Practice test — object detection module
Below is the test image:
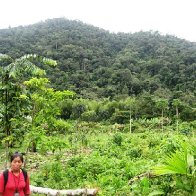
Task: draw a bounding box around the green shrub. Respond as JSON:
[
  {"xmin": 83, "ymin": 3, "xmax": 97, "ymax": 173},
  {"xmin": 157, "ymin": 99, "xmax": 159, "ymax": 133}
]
[
  {"xmin": 112, "ymin": 133, "xmax": 123, "ymax": 146},
  {"xmin": 126, "ymin": 148, "xmax": 142, "ymax": 158}
]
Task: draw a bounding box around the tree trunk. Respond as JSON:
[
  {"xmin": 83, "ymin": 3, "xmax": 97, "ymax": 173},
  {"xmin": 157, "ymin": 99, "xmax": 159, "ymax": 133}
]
[
  {"xmin": 130, "ymin": 109, "xmax": 132, "ymax": 134},
  {"xmin": 30, "ymin": 185, "xmax": 98, "ymax": 195},
  {"xmin": 176, "ymin": 106, "xmax": 179, "ymax": 133},
  {"xmin": 31, "ymin": 141, "xmax": 37, "ymax": 152},
  {"xmin": 161, "ymin": 109, "xmax": 164, "ymax": 132}
]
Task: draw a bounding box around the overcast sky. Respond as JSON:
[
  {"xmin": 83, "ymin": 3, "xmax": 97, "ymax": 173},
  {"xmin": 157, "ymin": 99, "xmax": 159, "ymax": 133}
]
[{"xmin": 0, "ymin": 0, "xmax": 196, "ymax": 42}]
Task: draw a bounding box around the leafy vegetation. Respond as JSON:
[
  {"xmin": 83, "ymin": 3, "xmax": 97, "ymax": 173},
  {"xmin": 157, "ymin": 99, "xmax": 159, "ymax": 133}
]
[
  {"xmin": 0, "ymin": 18, "xmax": 195, "ymax": 195},
  {"xmin": 0, "ymin": 18, "xmax": 195, "ymax": 100},
  {"xmin": 20, "ymin": 125, "xmax": 196, "ymax": 195}
]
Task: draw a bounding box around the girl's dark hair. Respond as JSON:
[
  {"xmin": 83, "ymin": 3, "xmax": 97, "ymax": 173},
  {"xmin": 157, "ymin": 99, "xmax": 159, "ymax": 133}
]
[{"xmin": 10, "ymin": 152, "xmax": 24, "ymax": 163}]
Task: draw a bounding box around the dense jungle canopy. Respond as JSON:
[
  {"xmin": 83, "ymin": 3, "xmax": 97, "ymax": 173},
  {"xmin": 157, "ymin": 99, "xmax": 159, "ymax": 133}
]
[{"xmin": 0, "ymin": 18, "xmax": 195, "ymax": 100}]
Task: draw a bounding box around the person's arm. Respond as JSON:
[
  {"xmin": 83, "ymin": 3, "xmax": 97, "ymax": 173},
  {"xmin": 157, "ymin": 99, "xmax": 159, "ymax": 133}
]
[
  {"xmin": 24, "ymin": 174, "xmax": 30, "ymax": 196},
  {"xmin": 0, "ymin": 173, "xmax": 4, "ymax": 195}
]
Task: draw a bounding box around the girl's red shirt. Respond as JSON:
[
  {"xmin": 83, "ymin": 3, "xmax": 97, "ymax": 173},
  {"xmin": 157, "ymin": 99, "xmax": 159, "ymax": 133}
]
[{"xmin": 0, "ymin": 170, "xmax": 30, "ymax": 196}]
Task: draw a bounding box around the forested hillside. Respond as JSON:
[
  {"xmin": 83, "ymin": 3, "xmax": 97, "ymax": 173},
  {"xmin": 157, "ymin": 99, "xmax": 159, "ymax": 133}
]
[
  {"xmin": 0, "ymin": 18, "xmax": 195, "ymax": 99},
  {"xmin": 0, "ymin": 18, "xmax": 195, "ymax": 195}
]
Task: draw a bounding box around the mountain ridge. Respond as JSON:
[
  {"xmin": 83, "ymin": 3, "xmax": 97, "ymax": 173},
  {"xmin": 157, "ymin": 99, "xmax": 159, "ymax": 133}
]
[{"xmin": 0, "ymin": 17, "xmax": 195, "ymax": 99}]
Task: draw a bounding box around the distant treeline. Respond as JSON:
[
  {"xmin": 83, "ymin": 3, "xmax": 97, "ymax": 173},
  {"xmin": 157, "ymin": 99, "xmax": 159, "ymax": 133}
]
[{"xmin": 0, "ymin": 18, "xmax": 195, "ymax": 101}]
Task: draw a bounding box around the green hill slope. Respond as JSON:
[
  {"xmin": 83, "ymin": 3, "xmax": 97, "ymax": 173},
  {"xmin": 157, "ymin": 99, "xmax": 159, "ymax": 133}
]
[{"xmin": 0, "ymin": 18, "xmax": 195, "ymax": 98}]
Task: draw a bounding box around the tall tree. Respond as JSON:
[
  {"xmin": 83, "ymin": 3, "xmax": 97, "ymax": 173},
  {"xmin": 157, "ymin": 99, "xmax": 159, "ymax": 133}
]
[
  {"xmin": 23, "ymin": 77, "xmax": 74, "ymax": 152},
  {"xmin": 172, "ymin": 99, "xmax": 182, "ymax": 133},
  {"xmin": 155, "ymin": 98, "xmax": 168, "ymax": 131},
  {"xmin": 0, "ymin": 54, "xmax": 56, "ymax": 165}
]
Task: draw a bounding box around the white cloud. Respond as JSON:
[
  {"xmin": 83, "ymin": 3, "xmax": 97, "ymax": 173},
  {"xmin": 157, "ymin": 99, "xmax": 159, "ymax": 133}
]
[{"xmin": 0, "ymin": 0, "xmax": 195, "ymax": 42}]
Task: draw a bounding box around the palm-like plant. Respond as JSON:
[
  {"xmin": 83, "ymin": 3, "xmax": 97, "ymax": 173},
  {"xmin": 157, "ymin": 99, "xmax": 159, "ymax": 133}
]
[{"xmin": 153, "ymin": 139, "xmax": 196, "ymax": 194}]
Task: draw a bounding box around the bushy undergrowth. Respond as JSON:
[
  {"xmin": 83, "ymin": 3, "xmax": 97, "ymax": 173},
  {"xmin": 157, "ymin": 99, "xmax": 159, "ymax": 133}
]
[
  {"xmin": 25, "ymin": 121, "xmax": 195, "ymax": 195},
  {"xmin": 1, "ymin": 120, "xmax": 194, "ymax": 195}
]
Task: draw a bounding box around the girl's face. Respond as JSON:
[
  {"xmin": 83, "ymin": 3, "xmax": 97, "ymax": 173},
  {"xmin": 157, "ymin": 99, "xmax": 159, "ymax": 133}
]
[{"xmin": 11, "ymin": 156, "xmax": 23, "ymax": 171}]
